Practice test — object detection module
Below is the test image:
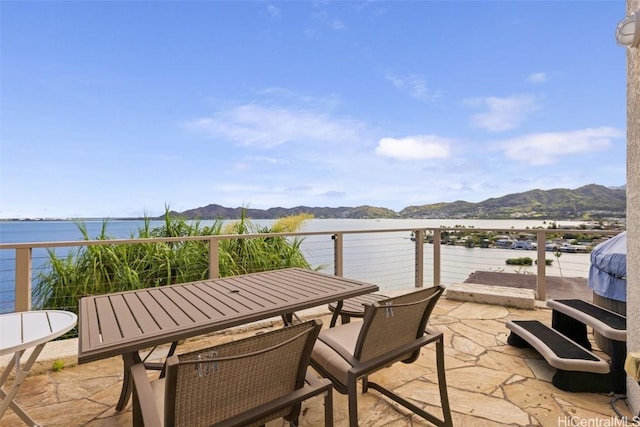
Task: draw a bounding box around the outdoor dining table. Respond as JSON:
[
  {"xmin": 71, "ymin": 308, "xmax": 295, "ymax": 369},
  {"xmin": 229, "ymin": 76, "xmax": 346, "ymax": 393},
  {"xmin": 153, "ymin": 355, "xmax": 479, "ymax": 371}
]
[{"xmin": 77, "ymin": 267, "xmax": 379, "ymax": 410}]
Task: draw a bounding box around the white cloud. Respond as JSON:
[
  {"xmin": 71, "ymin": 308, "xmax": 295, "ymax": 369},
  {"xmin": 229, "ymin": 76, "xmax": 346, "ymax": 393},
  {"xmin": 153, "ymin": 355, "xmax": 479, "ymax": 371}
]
[
  {"xmin": 498, "ymin": 127, "xmax": 623, "ymax": 165},
  {"xmin": 375, "ymin": 135, "xmax": 451, "ymax": 160},
  {"xmin": 320, "ymin": 190, "xmax": 346, "ymax": 198},
  {"xmin": 527, "ymin": 72, "xmax": 548, "ymax": 83},
  {"xmin": 312, "ymin": 8, "xmax": 347, "ymax": 30},
  {"xmin": 466, "ymin": 94, "xmax": 539, "ymax": 132},
  {"xmin": 233, "ymin": 155, "xmax": 283, "ymax": 171},
  {"xmin": 186, "ymin": 104, "xmax": 364, "ymax": 148},
  {"xmin": 247, "ymin": 155, "xmax": 282, "ymax": 164},
  {"xmin": 330, "ymin": 18, "xmax": 346, "ymax": 30},
  {"xmin": 266, "ymin": 4, "xmax": 280, "ymax": 18},
  {"xmin": 258, "ymin": 87, "xmax": 342, "ymax": 110},
  {"xmin": 385, "ymin": 72, "xmax": 441, "ymax": 102}
]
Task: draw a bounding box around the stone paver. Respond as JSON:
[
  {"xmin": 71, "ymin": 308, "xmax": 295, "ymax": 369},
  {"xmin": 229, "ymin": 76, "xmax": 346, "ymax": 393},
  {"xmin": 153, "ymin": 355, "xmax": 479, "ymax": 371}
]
[{"xmin": 0, "ymin": 298, "xmax": 635, "ymax": 426}]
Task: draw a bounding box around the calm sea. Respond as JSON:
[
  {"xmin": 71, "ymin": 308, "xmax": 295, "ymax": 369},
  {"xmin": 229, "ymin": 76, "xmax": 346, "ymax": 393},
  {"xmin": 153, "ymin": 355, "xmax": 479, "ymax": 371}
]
[{"xmin": 0, "ymin": 218, "xmax": 593, "ymax": 314}]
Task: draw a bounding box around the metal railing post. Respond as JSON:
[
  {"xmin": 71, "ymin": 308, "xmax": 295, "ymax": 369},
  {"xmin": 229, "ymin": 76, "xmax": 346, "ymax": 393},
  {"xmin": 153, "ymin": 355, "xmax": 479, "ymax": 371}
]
[
  {"xmin": 432, "ymin": 228, "xmax": 441, "ymax": 286},
  {"xmin": 536, "ymin": 230, "xmax": 547, "ymax": 300},
  {"xmin": 15, "ymin": 248, "xmax": 32, "ymax": 312},
  {"xmin": 332, "ymin": 233, "xmax": 344, "ymax": 277},
  {"xmin": 208, "ymin": 238, "xmax": 220, "ymax": 279},
  {"xmin": 414, "ymin": 229, "xmax": 424, "ymax": 287}
]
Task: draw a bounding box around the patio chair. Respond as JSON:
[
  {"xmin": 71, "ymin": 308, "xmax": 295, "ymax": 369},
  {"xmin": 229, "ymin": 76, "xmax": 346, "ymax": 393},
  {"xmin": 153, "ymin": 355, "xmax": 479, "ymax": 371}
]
[
  {"xmin": 311, "ymin": 286, "xmax": 452, "ymax": 427},
  {"xmin": 131, "ymin": 319, "xmax": 333, "ymax": 427}
]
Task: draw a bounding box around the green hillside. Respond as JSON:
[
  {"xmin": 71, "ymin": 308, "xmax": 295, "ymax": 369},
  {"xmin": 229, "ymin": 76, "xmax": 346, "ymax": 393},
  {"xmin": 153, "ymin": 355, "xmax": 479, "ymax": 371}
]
[{"xmin": 175, "ymin": 184, "xmax": 625, "ymax": 220}]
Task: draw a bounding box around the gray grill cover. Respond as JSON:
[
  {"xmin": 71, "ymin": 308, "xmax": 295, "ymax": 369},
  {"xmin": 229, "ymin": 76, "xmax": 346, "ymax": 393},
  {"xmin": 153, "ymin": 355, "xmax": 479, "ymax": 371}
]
[{"xmin": 588, "ymin": 231, "xmax": 626, "ymax": 302}]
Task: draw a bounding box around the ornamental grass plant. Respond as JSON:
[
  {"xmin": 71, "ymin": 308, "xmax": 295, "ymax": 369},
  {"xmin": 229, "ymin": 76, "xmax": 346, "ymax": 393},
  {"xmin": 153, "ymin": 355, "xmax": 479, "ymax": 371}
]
[{"xmin": 33, "ymin": 209, "xmax": 314, "ymax": 328}]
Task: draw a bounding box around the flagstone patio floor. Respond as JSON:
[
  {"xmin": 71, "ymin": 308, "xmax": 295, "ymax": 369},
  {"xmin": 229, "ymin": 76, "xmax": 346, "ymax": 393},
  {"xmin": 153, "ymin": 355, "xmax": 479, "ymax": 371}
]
[{"xmin": 1, "ymin": 296, "xmax": 636, "ymax": 426}]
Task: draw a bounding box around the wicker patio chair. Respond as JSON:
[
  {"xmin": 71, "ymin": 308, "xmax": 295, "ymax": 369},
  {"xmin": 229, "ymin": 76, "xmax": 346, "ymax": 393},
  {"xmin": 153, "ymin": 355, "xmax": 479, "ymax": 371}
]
[
  {"xmin": 131, "ymin": 319, "xmax": 333, "ymax": 427},
  {"xmin": 311, "ymin": 286, "xmax": 452, "ymax": 427}
]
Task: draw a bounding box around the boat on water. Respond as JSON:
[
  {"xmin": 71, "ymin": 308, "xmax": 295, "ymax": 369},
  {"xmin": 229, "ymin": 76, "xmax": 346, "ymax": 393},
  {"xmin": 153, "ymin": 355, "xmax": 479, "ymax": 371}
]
[
  {"xmin": 558, "ymin": 244, "xmax": 591, "ymax": 253},
  {"xmin": 545, "ymin": 242, "xmax": 560, "ymax": 251},
  {"xmin": 495, "ymin": 238, "xmax": 513, "ymax": 249},
  {"xmin": 510, "ymin": 240, "xmax": 536, "ymax": 250}
]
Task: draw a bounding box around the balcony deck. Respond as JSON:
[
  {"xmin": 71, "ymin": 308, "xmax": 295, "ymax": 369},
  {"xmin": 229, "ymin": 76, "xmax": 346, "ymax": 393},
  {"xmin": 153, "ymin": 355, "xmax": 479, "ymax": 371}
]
[{"xmin": 0, "ymin": 296, "xmax": 633, "ymax": 426}]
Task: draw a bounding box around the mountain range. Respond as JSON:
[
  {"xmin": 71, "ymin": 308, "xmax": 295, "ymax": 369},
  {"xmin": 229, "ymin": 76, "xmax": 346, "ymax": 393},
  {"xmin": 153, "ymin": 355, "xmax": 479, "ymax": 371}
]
[{"xmin": 171, "ymin": 184, "xmax": 626, "ymax": 220}]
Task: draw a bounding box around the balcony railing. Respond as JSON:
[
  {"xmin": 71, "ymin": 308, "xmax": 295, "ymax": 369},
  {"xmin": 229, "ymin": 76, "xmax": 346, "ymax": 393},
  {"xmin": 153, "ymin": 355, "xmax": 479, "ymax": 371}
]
[{"xmin": 0, "ymin": 226, "xmax": 619, "ymax": 313}]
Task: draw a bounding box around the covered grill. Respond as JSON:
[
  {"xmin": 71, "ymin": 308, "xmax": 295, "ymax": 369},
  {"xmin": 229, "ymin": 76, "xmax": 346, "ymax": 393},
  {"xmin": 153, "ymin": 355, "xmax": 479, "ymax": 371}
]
[
  {"xmin": 588, "ymin": 231, "xmax": 626, "ymax": 355},
  {"xmin": 589, "ymin": 231, "xmax": 627, "ymax": 303}
]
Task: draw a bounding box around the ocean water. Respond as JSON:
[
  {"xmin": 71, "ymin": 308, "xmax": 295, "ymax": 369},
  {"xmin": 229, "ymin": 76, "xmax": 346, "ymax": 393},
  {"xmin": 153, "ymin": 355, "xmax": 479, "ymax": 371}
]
[
  {"xmin": 0, "ymin": 218, "xmax": 593, "ymax": 314},
  {"xmin": 0, "ymin": 217, "xmax": 583, "ymax": 243}
]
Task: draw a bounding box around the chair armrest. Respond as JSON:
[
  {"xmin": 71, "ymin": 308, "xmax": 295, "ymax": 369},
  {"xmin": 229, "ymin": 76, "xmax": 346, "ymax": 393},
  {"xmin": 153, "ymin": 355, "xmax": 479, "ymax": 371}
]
[
  {"xmin": 424, "ymin": 328, "xmax": 443, "ymax": 343},
  {"xmin": 354, "ymin": 333, "xmax": 442, "ymax": 373},
  {"xmin": 131, "ymin": 363, "xmax": 163, "ymax": 427}
]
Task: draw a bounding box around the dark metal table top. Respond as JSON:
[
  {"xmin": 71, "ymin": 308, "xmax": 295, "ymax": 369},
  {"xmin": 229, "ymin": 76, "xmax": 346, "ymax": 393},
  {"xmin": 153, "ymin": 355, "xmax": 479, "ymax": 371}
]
[{"xmin": 78, "ymin": 268, "xmax": 378, "ymax": 364}]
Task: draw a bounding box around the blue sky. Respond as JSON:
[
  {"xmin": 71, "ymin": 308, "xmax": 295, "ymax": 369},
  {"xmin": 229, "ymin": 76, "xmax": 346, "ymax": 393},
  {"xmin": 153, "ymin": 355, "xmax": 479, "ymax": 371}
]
[{"xmin": 1, "ymin": 1, "xmax": 629, "ymax": 219}]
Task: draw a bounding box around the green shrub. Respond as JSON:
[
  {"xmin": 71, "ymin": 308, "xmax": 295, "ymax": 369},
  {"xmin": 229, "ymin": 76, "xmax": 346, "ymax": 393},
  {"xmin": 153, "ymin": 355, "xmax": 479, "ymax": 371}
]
[
  {"xmin": 505, "ymin": 257, "xmax": 533, "ymax": 266},
  {"xmin": 506, "ymin": 257, "xmax": 553, "ymax": 266}
]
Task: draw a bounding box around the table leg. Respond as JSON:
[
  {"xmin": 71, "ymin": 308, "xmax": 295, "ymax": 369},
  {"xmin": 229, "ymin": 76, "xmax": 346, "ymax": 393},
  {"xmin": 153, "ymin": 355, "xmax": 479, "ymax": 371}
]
[
  {"xmin": 330, "ymin": 301, "xmax": 344, "ymax": 327},
  {"xmin": 158, "ymin": 341, "xmax": 178, "ymax": 379},
  {"xmin": 281, "ymin": 313, "xmax": 294, "ymax": 326},
  {"xmin": 116, "ymin": 342, "xmax": 182, "ymax": 411},
  {"xmin": 116, "ymin": 352, "xmax": 142, "ymax": 411},
  {"xmin": 140, "ymin": 341, "xmax": 179, "ymax": 379},
  {"xmin": 0, "ymin": 345, "xmax": 45, "ymax": 426},
  {"xmin": 0, "ymin": 387, "xmax": 40, "ymax": 426},
  {"xmin": 281, "ymin": 312, "xmax": 303, "ymax": 326},
  {"xmin": 0, "ymin": 350, "xmax": 19, "ymax": 386}
]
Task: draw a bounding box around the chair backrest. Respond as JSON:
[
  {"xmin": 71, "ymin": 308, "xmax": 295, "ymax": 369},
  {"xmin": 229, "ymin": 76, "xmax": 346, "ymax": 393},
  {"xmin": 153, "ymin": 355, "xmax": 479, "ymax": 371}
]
[
  {"xmin": 354, "ymin": 285, "xmax": 444, "ymax": 363},
  {"xmin": 163, "ymin": 319, "xmax": 322, "ymax": 427}
]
